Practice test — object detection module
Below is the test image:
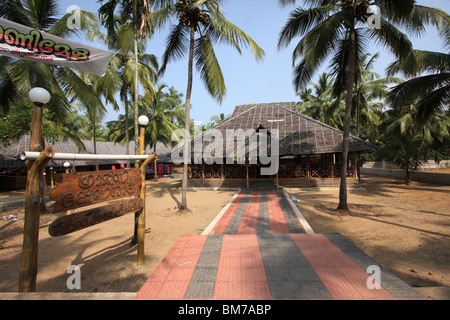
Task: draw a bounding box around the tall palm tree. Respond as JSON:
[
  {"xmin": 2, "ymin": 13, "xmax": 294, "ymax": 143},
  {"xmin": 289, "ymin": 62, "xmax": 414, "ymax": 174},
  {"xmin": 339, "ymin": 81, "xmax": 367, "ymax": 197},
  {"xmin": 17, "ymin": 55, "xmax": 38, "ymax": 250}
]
[
  {"xmin": 88, "ymin": 22, "xmax": 159, "ymax": 157},
  {"xmin": 159, "ymin": 0, "xmax": 264, "ymax": 210},
  {"xmin": 98, "ymin": 0, "xmax": 170, "ymax": 156},
  {"xmin": 278, "ymin": 0, "xmax": 437, "ymax": 210}
]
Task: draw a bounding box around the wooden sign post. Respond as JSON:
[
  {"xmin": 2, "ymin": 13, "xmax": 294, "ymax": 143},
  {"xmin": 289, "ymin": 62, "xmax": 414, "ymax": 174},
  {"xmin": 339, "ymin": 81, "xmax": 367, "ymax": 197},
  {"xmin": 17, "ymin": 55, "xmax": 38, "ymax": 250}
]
[
  {"xmin": 18, "ymin": 95, "xmax": 157, "ymax": 291},
  {"xmin": 50, "ymin": 168, "xmax": 143, "ymax": 213}
]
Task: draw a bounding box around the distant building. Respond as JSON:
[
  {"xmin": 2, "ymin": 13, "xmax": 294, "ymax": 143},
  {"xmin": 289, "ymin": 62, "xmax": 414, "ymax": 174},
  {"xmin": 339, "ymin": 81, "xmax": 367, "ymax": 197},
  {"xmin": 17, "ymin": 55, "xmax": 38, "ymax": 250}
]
[
  {"xmin": 172, "ymin": 102, "xmax": 376, "ymax": 188},
  {"xmin": 0, "ymin": 135, "xmax": 174, "ymax": 190}
]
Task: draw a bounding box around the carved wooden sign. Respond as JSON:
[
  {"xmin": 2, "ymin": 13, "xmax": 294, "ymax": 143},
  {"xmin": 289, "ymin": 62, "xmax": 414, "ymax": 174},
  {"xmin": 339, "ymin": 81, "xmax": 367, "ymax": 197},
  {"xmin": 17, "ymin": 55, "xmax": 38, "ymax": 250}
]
[
  {"xmin": 50, "ymin": 168, "xmax": 142, "ymax": 213},
  {"xmin": 49, "ymin": 198, "xmax": 144, "ymax": 237}
]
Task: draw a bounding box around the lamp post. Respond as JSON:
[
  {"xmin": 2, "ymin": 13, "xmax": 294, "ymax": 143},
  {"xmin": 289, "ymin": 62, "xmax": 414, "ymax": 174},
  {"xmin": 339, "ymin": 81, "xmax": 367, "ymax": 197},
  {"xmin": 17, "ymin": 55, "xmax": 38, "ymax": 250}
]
[
  {"xmin": 19, "ymin": 88, "xmax": 54, "ymax": 292},
  {"xmin": 136, "ymin": 115, "xmax": 149, "ymax": 265},
  {"xmin": 28, "ymin": 88, "xmax": 51, "ymax": 153},
  {"xmin": 64, "ymin": 161, "xmax": 71, "ymax": 174}
]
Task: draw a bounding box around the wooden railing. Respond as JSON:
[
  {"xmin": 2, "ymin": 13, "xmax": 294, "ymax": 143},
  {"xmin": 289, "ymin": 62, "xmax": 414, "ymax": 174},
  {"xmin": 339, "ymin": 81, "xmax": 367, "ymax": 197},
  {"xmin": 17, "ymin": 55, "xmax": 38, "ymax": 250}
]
[{"xmin": 188, "ymin": 163, "xmax": 355, "ymax": 179}]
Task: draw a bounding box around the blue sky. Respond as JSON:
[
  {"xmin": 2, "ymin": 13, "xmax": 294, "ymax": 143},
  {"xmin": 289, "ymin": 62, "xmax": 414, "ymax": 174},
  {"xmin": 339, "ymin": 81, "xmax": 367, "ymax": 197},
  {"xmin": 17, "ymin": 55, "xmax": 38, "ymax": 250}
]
[{"xmin": 57, "ymin": 0, "xmax": 450, "ymax": 126}]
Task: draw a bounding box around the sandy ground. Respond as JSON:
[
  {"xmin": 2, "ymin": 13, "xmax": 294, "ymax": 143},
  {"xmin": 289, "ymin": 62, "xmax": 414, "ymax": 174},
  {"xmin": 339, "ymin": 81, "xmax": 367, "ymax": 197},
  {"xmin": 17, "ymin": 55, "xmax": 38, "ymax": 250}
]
[
  {"xmin": 0, "ymin": 179, "xmax": 235, "ymax": 293},
  {"xmin": 0, "ymin": 175, "xmax": 449, "ymax": 299}
]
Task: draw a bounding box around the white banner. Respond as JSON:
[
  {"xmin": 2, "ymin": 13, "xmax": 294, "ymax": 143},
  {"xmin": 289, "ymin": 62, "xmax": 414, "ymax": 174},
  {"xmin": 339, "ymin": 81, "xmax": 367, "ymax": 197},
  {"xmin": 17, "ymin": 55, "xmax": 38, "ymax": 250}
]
[{"xmin": 0, "ymin": 18, "xmax": 114, "ymax": 76}]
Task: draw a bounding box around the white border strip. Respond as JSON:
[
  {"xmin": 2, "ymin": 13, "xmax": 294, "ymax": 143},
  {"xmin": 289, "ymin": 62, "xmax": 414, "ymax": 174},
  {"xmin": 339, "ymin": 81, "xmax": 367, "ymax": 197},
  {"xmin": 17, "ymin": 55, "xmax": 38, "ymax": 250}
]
[
  {"xmin": 201, "ymin": 190, "xmax": 241, "ymax": 235},
  {"xmin": 282, "ymin": 190, "xmax": 315, "ymax": 234}
]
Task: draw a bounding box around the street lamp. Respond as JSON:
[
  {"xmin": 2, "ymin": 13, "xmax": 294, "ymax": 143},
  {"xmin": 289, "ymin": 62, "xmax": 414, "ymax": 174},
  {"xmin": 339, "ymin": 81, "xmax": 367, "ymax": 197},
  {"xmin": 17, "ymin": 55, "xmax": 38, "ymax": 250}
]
[
  {"xmin": 64, "ymin": 161, "xmax": 71, "ymax": 174},
  {"xmin": 138, "ymin": 115, "xmax": 149, "ymax": 127},
  {"xmin": 29, "ymin": 87, "xmax": 51, "ymax": 106},
  {"xmin": 28, "ymin": 87, "xmax": 50, "ymax": 153},
  {"xmin": 138, "ymin": 115, "xmax": 149, "ymax": 156}
]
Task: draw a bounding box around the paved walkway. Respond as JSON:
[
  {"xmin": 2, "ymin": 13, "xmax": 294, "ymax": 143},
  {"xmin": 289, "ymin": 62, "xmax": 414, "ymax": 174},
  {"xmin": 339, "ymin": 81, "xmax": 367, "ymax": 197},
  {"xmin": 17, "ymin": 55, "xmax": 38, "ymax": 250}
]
[{"xmin": 136, "ymin": 190, "xmax": 424, "ymax": 300}]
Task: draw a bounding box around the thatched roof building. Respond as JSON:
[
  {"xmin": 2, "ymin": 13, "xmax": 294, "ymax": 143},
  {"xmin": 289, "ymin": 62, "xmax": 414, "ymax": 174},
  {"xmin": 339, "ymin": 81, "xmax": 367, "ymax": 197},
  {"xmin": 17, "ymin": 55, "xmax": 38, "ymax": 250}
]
[
  {"xmin": 0, "ymin": 135, "xmax": 173, "ymax": 169},
  {"xmin": 201, "ymin": 101, "xmax": 374, "ymax": 156},
  {"xmin": 179, "ymin": 102, "xmax": 376, "ymax": 187}
]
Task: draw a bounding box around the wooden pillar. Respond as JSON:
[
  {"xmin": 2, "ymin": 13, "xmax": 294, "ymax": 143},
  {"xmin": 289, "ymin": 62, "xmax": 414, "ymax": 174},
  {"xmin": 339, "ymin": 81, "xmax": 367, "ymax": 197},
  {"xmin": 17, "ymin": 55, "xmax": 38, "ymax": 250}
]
[
  {"xmin": 276, "ymin": 171, "xmax": 279, "ymax": 190},
  {"xmin": 202, "ymin": 160, "xmax": 205, "ymax": 179},
  {"xmin": 220, "ymin": 162, "xmax": 224, "ymax": 179},
  {"xmin": 137, "ymin": 154, "xmax": 156, "ymax": 266},
  {"xmin": 306, "ymin": 155, "xmax": 311, "ymax": 178},
  {"xmin": 136, "ymin": 123, "xmax": 157, "ymax": 266},
  {"xmin": 19, "ymin": 145, "xmax": 55, "ymax": 292},
  {"xmin": 331, "ymin": 153, "xmax": 335, "ymax": 178},
  {"xmin": 246, "ymin": 160, "xmax": 249, "ymax": 190}
]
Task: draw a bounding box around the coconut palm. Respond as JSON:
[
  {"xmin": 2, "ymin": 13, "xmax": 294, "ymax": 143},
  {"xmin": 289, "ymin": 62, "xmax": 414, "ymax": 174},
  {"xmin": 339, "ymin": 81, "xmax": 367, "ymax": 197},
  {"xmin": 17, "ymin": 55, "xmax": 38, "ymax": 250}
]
[
  {"xmin": 297, "ymin": 72, "xmax": 345, "ymax": 129},
  {"xmin": 378, "ymin": 104, "xmax": 449, "ymax": 185},
  {"xmin": 354, "ymin": 53, "xmax": 403, "ymax": 138},
  {"xmin": 107, "ymin": 84, "xmax": 184, "ymax": 146},
  {"xmin": 387, "ymin": 8, "xmax": 450, "ymax": 122},
  {"xmin": 76, "ymin": 64, "xmax": 121, "ymax": 169},
  {"xmin": 0, "ymin": 0, "xmax": 99, "ymax": 123},
  {"xmin": 210, "ymin": 113, "xmax": 230, "ymax": 126},
  {"xmin": 88, "ymin": 22, "xmax": 159, "ymax": 157},
  {"xmin": 159, "ymin": 0, "xmax": 265, "ymax": 210},
  {"xmin": 98, "ymin": 0, "xmax": 171, "ymax": 155},
  {"xmin": 278, "ymin": 0, "xmax": 439, "ymax": 210}
]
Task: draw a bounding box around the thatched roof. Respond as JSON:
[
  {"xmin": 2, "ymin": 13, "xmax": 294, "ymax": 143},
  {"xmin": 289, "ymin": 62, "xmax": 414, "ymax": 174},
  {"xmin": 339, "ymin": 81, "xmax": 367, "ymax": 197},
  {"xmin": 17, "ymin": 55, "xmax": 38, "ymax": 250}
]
[
  {"xmin": 175, "ymin": 102, "xmax": 376, "ymax": 160},
  {"xmin": 0, "ymin": 134, "xmax": 173, "ymax": 168}
]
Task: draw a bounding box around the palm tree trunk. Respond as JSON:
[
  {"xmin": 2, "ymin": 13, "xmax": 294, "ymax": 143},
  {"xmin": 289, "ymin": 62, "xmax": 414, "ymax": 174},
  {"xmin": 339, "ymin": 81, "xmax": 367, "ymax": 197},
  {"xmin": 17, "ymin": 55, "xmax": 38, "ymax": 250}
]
[
  {"xmin": 93, "ymin": 114, "xmax": 99, "ymax": 171},
  {"xmin": 154, "ymin": 144, "xmax": 158, "ymax": 182},
  {"xmin": 181, "ymin": 25, "xmax": 195, "ymax": 210},
  {"xmin": 124, "ymin": 85, "xmax": 131, "ymax": 167},
  {"xmin": 356, "ymin": 88, "xmax": 361, "ymax": 137},
  {"xmin": 133, "ymin": 0, "xmax": 140, "ymax": 158},
  {"xmin": 337, "ymin": 22, "xmax": 356, "ymax": 211}
]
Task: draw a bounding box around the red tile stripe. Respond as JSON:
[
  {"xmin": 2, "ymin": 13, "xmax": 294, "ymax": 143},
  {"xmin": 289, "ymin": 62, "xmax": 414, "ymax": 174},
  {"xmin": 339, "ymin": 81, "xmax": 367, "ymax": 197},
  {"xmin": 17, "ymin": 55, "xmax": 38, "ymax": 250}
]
[
  {"xmin": 214, "ymin": 235, "xmax": 271, "ymax": 299},
  {"xmin": 236, "ymin": 192, "xmax": 260, "ymax": 234},
  {"xmin": 135, "ymin": 235, "xmax": 207, "ymax": 300},
  {"xmin": 290, "ymin": 234, "xmax": 393, "ymax": 300},
  {"xmin": 267, "ymin": 192, "xmax": 290, "ymax": 234},
  {"xmin": 212, "ymin": 192, "xmax": 245, "ymax": 235}
]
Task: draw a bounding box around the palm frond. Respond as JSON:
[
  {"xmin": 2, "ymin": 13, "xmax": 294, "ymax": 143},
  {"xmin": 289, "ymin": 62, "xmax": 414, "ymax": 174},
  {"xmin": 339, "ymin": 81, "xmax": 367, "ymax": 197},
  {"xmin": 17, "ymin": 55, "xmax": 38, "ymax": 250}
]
[
  {"xmin": 208, "ymin": 15, "xmax": 264, "ymax": 62},
  {"xmin": 194, "ymin": 33, "xmax": 225, "ymax": 103},
  {"xmin": 160, "ymin": 24, "xmax": 190, "ymax": 75},
  {"xmin": 367, "ymin": 17, "xmax": 413, "ymax": 60},
  {"xmin": 278, "ymin": 5, "xmax": 338, "ymax": 50}
]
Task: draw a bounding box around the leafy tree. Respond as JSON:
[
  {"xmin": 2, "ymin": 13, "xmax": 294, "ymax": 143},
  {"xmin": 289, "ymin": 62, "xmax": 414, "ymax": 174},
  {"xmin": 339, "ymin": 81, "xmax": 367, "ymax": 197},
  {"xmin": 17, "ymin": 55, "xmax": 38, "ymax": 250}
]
[
  {"xmin": 353, "ymin": 52, "xmax": 403, "ymax": 138},
  {"xmin": 377, "ymin": 104, "xmax": 449, "ymax": 184},
  {"xmin": 297, "ymin": 72, "xmax": 345, "ymax": 129}
]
